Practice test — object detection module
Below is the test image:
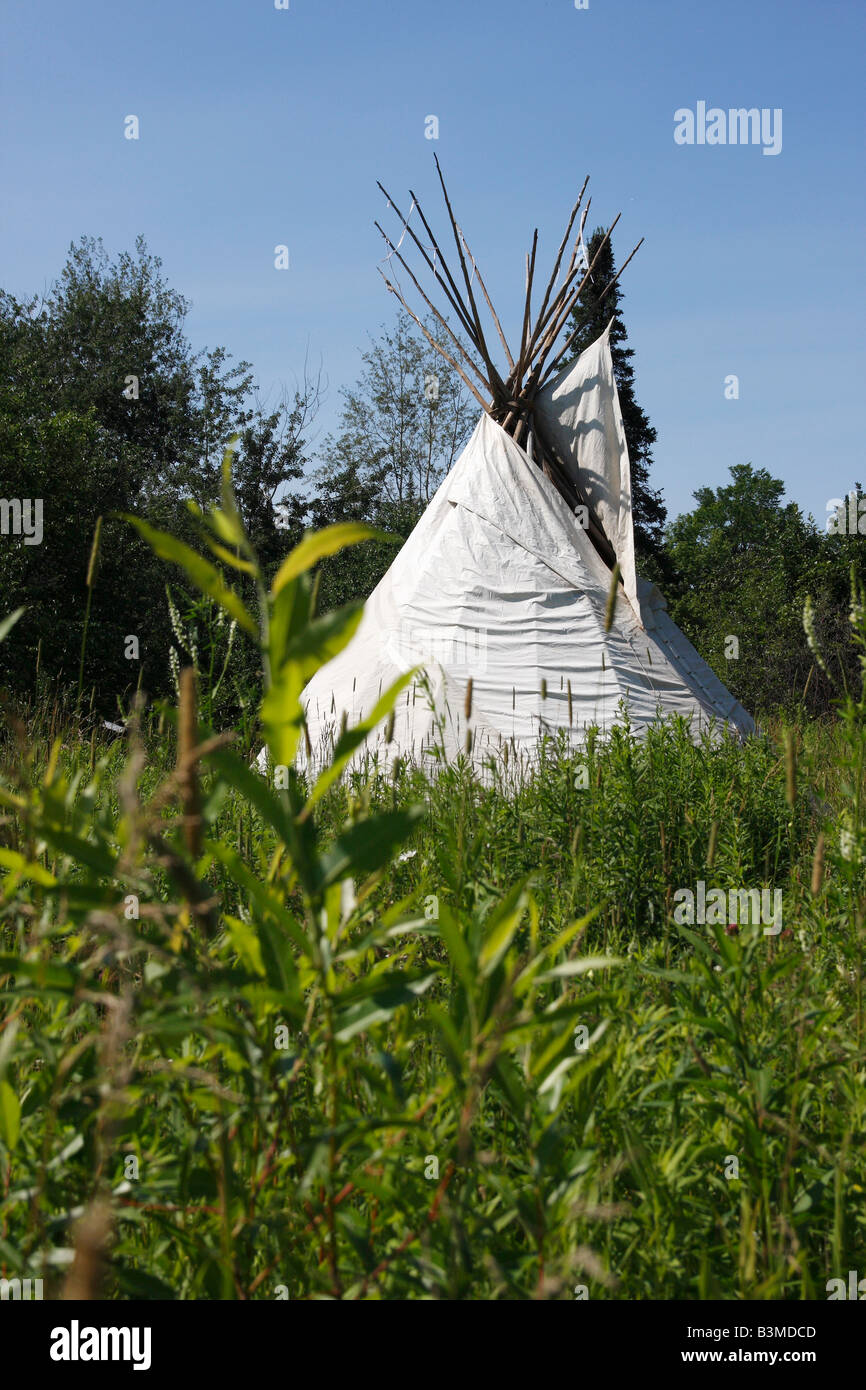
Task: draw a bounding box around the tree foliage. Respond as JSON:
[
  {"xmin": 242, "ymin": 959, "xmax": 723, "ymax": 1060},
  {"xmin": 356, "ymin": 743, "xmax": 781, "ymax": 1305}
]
[
  {"xmin": 0, "ymin": 238, "xmax": 313, "ymax": 713},
  {"xmin": 666, "ymin": 464, "xmax": 866, "ymax": 716}
]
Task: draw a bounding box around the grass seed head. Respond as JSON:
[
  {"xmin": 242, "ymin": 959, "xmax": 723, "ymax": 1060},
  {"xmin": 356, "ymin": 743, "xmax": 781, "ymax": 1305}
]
[
  {"xmin": 177, "ymin": 666, "xmax": 201, "ymax": 858},
  {"xmin": 811, "ymin": 832, "xmax": 825, "ymax": 896},
  {"xmin": 86, "ymin": 516, "xmax": 103, "ymax": 589},
  {"xmin": 604, "ymin": 562, "xmax": 621, "ymax": 633}
]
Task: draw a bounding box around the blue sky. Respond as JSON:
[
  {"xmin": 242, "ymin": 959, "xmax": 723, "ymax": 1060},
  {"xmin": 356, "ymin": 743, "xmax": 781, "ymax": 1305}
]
[{"xmin": 2, "ymin": 0, "xmax": 863, "ymax": 523}]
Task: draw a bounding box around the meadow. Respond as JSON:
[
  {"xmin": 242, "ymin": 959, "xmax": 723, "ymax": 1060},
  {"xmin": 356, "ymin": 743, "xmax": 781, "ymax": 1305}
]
[{"xmin": 0, "ymin": 474, "xmax": 864, "ymax": 1301}]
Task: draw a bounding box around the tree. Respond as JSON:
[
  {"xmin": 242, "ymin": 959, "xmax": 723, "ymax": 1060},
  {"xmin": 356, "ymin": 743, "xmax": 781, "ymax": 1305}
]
[
  {"xmin": 235, "ymin": 381, "xmax": 323, "ymax": 574},
  {"xmin": 305, "ymin": 310, "xmax": 475, "ymax": 612},
  {"xmin": 560, "ymin": 229, "xmax": 667, "ymax": 568},
  {"xmin": 665, "ymin": 464, "xmax": 865, "ymax": 716},
  {"xmin": 0, "ymin": 237, "xmax": 315, "ymax": 712}
]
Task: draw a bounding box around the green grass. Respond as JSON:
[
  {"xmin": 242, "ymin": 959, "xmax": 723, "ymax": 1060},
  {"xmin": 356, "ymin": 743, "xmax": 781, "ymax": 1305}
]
[
  {"xmin": 0, "ymin": 705, "xmax": 862, "ymax": 1300},
  {"xmin": 1, "ymin": 470, "xmax": 863, "ymax": 1301}
]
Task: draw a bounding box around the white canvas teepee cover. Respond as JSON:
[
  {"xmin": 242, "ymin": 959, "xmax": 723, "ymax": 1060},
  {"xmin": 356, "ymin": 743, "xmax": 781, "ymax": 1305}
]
[
  {"xmin": 535, "ymin": 322, "xmax": 638, "ymax": 609},
  {"xmin": 297, "ymin": 332, "xmax": 753, "ymax": 774}
]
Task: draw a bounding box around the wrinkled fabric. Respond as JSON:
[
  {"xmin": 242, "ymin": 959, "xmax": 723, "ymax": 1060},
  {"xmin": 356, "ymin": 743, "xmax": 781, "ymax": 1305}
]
[
  {"xmin": 535, "ymin": 324, "xmax": 638, "ymax": 609},
  {"xmin": 296, "ymin": 411, "xmax": 753, "ymax": 777}
]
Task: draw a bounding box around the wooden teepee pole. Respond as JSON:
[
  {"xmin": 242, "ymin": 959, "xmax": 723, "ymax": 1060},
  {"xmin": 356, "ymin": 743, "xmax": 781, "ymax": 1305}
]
[
  {"xmin": 528, "ymin": 213, "xmax": 622, "ymax": 380},
  {"xmin": 432, "ymin": 154, "xmax": 506, "ymax": 400},
  {"xmin": 531, "ymin": 176, "xmax": 590, "ymax": 344},
  {"xmin": 378, "ymin": 181, "xmax": 479, "ymax": 346},
  {"xmin": 496, "ymin": 187, "xmax": 589, "ymax": 413},
  {"xmin": 455, "ymin": 223, "xmax": 516, "ymax": 373},
  {"xmin": 523, "ymin": 213, "xmax": 622, "ymax": 389},
  {"xmin": 374, "ymin": 221, "xmax": 493, "ymax": 392},
  {"xmin": 514, "ymin": 230, "xmax": 539, "ymax": 388},
  {"xmin": 372, "ymin": 157, "xmax": 642, "ymax": 579},
  {"xmin": 541, "ymin": 236, "xmax": 645, "ymax": 386},
  {"xmin": 522, "ymin": 199, "xmax": 592, "ymax": 372},
  {"xmin": 378, "ymin": 270, "xmax": 490, "ymax": 411}
]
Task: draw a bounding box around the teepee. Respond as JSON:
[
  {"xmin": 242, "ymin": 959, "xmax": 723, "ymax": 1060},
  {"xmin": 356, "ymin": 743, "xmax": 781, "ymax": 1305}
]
[{"xmin": 296, "ymin": 163, "xmax": 753, "ymax": 775}]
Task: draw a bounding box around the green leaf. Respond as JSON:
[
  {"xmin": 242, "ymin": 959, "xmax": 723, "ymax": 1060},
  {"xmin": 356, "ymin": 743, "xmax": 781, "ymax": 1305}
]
[
  {"xmin": 207, "ymin": 749, "xmax": 320, "ymax": 898},
  {"xmin": 0, "ymin": 1081, "xmax": 20, "ymax": 1151},
  {"xmin": 337, "ymin": 965, "xmax": 435, "ymax": 1007},
  {"xmin": 424, "ymin": 1003, "xmax": 465, "ymax": 1076},
  {"xmin": 0, "ymin": 1018, "xmax": 19, "ymax": 1080},
  {"xmin": 268, "ymin": 569, "xmax": 313, "ymax": 674},
  {"xmin": 0, "ymin": 849, "xmax": 57, "ymax": 889},
  {"xmin": 223, "ymin": 915, "xmax": 266, "ymax": 978},
  {"xmin": 218, "ymin": 435, "xmax": 250, "ymax": 550},
  {"xmin": 436, "ymin": 902, "xmax": 475, "ymax": 994},
  {"xmin": 686, "ymin": 1013, "xmax": 738, "ymax": 1046},
  {"xmin": 186, "ymin": 500, "xmax": 255, "ymax": 572},
  {"xmin": 113, "ymin": 1265, "xmax": 178, "ymax": 1300},
  {"xmin": 207, "ymin": 838, "xmax": 311, "ymax": 961},
  {"xmin": 36, "ymin": 826, "xmax": 117, "ymax": 879},
  {"xmin": 259, "ymin": 664, "xmax": 308, "ymax": 770},
  {"xmin": 0, "ymin": 954, "xmax": 79, "ymax": 992},
  {"xmin": 271, "ymin": 524, "xmax": 398, "ymax": 597},
  {"xmin": 479, "ymin": 880, "xmax": 529, "ymax": 977},
  {"xmin": 543, "ymin": 904, "xmax": 602, "ymax": 961},
  {"xmin": 262, "ymin": 604, "xmax": 365, "ymax": 769},
  {"xmin": 533, "ymin": 956, "xmax": 621, "ymax": 984},
  {"xmin": 674, "ymin": 925, "xmax": 718, "ymax": 962},
  {"xmin": 489, "ymin": 1056, "xmax": 530, "ymax": 1117},
  {"xmin": 202, "ymin": 537, "xmax": 256, "ymax": 575},
  {"xmin": 538, "ymin": 1053, "xmax": 581, "ymax": 1096},
  {"xmin": 318, "ymin": 807, "xmax": 425, "ymax": 889},
  {"xmin": 204, "ymin": 748, "xmax": 292, "ymax": 844},
  {"xmin": 304, "ymin": 670, "xmax": 417, "ymax": 814},
  {"xmin": 124, "ymin": 517, "xmax": 257, "ymax": 636},
  {"xmin": 334, "ymin": 972, "xmax": 436, "ymax": 1042},
  {"xmin": 284, "ymin": 602, "xmax": 364, "ymax": 682}
]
